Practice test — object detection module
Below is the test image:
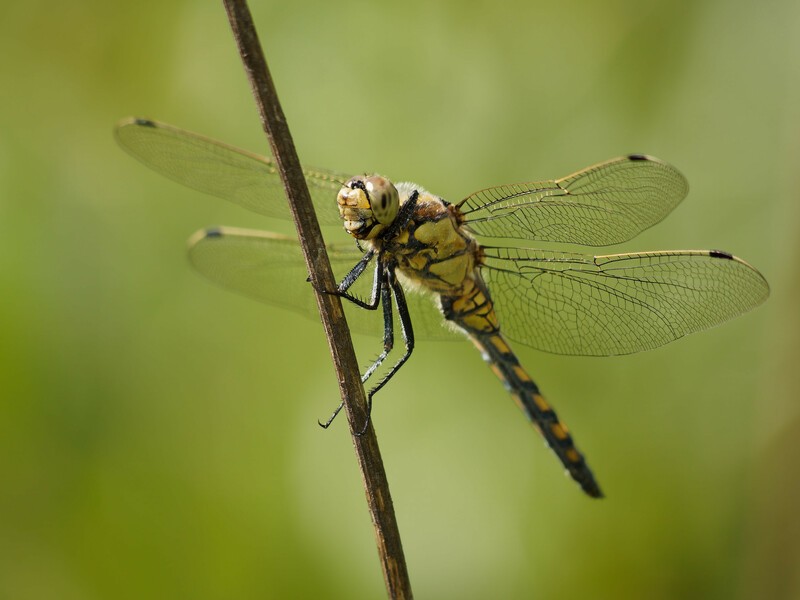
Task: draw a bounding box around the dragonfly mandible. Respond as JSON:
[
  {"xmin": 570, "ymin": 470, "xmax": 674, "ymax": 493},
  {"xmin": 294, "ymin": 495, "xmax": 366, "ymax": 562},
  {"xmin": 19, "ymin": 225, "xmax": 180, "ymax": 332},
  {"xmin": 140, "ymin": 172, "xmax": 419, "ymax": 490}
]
[{"xmin": 116, "ymin": 118, "xmax": 769, "ymax": 498}]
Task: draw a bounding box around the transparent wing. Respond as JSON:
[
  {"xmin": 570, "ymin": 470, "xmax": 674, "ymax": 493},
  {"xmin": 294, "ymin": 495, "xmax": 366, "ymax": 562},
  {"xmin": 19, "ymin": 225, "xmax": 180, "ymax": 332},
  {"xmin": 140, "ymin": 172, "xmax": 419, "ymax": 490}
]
[
  {"xmin": 187, "ymin": 226, "xmax": 460, "ymax": 341},
  {"xmin": 480, "ymin": 246, "xmax": 769, "ymax": 356},
  {"xmin": 459, "ymin": 155, "xmax": 689, "ymax": 246},
  {"xmin": 115, "ymin": 118, "xmax": 350, "ymax": 225}
]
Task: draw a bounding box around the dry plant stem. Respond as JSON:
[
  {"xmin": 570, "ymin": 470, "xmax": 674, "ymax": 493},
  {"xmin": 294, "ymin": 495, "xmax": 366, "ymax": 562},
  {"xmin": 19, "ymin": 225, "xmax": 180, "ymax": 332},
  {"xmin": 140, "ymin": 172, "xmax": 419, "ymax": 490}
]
[{"xmin": 221, "ymin": 1, "xmax": 413, "ymax": 598}]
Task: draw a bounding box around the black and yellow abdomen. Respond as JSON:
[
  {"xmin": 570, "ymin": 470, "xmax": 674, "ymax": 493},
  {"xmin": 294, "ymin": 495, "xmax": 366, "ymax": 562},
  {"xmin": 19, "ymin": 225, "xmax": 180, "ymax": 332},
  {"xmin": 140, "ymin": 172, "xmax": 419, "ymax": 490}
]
[
  {"xmin": 439, "ymin": 274, "xmax": 601, "ymax": 498},
  {"xmin": 470, "ymin": 328, "xmax": 602, "ymax": 498}
]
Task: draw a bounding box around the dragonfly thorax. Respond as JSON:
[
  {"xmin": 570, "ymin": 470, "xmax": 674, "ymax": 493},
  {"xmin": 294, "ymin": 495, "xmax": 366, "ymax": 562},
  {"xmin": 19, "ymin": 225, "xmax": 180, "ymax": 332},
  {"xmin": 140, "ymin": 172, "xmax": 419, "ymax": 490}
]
[{"xmin": 337, "ymin": 175, "xmax": 399, "ymax": 240}]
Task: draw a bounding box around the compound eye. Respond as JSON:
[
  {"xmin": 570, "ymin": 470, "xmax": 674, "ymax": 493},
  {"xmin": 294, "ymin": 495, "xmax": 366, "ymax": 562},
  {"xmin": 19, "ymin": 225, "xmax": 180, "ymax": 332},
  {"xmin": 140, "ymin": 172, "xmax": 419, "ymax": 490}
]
[{"xmin": 364, "ymin": 175, "xmax": 399, "ymax": 225}]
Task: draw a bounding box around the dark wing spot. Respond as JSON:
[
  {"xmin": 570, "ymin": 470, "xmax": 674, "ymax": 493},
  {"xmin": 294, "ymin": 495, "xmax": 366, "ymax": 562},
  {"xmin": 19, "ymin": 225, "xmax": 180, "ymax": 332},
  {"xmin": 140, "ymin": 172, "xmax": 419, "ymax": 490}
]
[
  {"xmin": 205, "ymin": 227, "xmax": 224, "ymax": 238},
  {"xmin": 134, "ymin": 118, "xmax": 156, "ymax": 128},
  {"xmin": 628, "ymin": 154, "xmax": 649, "ymax": 161},
  {"xmin": 709, "ymin": 249, "xmax": 734, "ymax": 259}
]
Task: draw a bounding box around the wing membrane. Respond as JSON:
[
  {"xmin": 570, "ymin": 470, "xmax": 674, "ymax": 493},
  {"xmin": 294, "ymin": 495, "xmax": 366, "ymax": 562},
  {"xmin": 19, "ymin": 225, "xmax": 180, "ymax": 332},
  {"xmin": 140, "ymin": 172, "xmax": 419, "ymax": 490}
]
[
  {"xmin": 115, "ymin": 118, "xmax": 349, "ymax": 225},
  {"xmin": 187, "ymin": 227, "xmax": 459, "ymax": 341},
  {"xmin": 480, "ymin": 246, "xmax": 769, "ymax": 356},
  {"xmin": 119, "ymin": 121, "xmax": 766, "ymax": 355},
  {"xmin": 459, "ymin": 155, "xmax": 689, "ymax": 246}
]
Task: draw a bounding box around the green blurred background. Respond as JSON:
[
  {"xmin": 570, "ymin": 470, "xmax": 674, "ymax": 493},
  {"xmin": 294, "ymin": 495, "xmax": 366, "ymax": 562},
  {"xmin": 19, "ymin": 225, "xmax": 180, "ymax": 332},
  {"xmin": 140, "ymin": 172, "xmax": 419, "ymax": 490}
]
[{"xmin": 1, "ymin": 1, "xmax": 797, "ymax": 598}]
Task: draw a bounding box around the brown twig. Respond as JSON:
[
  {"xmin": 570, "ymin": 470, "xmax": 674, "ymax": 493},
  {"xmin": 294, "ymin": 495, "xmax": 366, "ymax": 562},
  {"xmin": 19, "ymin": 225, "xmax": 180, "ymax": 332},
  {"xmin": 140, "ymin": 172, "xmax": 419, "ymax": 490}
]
[{"xmin": 221, "ymin": 2, "xmax": 412, "ymax": 598}]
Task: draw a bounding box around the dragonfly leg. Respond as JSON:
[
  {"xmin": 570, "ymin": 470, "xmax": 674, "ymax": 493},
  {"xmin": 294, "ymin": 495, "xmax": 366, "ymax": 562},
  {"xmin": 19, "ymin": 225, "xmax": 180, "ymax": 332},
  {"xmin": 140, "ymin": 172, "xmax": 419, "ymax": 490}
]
[
  {"xmin": 318, "ymin": 265, "xmax": 391, "ymax": 430},
  {"xmin": 308, "ymin": 245, "xmax": 383, "ymax": 310},
  {"xmin": 317, "ymin": 401, "xmax": 345, "ymax": 429},
  {"xmin": 318, "ymin": 279, "xmax": 395, "ymax": 431},
  {"xmin": 357, "ymin": 273, "xmax": 415, "ymax": 436},
  {"xmin": 360, "ymin": 281, "xmax": 395, "ymax": 383},
  {"xmin": 317, "ymin": 249, "xmax": 384, "ymax": 310}
]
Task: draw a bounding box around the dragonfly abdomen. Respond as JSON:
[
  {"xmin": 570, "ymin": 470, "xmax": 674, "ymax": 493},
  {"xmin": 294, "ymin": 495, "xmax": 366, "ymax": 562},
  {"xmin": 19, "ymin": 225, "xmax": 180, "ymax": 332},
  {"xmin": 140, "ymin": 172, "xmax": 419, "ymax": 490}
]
[
  {"xmin": 439, "ymin": 276, "xmax": 602, "ymax": 496},
  {"xmin": 471, "ymin": 330, "xmax": 603, "ymax": 498}
]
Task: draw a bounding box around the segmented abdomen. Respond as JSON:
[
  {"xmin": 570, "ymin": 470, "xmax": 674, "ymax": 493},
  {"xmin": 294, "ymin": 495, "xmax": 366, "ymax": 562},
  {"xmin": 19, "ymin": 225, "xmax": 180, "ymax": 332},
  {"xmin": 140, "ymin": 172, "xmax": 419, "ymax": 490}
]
[{"xmin": 442, "ymin": 276, "xmax": 602, "ymax": 498}]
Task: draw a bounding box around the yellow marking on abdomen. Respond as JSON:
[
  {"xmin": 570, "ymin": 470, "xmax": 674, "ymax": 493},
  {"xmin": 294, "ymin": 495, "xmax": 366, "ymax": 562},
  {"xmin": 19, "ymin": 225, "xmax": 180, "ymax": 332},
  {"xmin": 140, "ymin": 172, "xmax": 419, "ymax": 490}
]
[
  {"xmin": 443, "ymin": 278, "xmax": 500, "ymax": 335},
  {"xmin": 550, "ymin": 422, "xmax": 569, "ymax": 440},
  {"xmin": 489, "ymin": 335, "xmax": 511, "ymax": 355},
  {"xmin": 512, "ymin": 364, "xmax": 532, "ymax": 384},
  {"xmin": 532, "ymin": 393, "xmax": 550, "ymax": 412}
]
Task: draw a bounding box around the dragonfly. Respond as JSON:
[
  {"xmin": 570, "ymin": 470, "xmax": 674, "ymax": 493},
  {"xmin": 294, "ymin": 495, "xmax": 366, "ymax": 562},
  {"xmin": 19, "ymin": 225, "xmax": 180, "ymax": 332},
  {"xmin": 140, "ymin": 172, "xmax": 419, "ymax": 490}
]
[{"xmin": 116, "ymin": 117, "xmax": 769, "ymax": 498}]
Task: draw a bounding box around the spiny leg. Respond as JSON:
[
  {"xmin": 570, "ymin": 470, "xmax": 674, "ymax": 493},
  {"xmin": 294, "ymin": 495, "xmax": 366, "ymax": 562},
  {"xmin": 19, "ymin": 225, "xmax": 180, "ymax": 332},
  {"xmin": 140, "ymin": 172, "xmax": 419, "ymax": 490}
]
[
  {"xmin": 317, "ymin": 250, "xmax": 384, "ymax": 429},
  {"xmin": 361, "ymin": 282, "xmax": 395, "ymax": 383},
  {"xmin": 317, "ymin": 253, "xmax": 416, "ymax": 432},
  {"xmin": 319, "ymin": 279, "xmax": 397, "ymax": 430},
  {"xmin": 357, "ymin": 272, "xmax": 416, "ymax": 435},
  {"xmin": 321, "ymin": 248, "xmax": 383, "ymax": 309}
]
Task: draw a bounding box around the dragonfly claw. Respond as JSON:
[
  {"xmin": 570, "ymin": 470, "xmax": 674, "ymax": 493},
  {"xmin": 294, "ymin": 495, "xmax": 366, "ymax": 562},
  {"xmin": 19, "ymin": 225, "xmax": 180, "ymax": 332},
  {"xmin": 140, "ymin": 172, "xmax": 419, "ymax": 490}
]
[
  {"xmin": 318, "ymin": 400, "xmax": 345, "ymax": 429},
  {"xmin": 354, "ymin": 416, "xmax": 371, "ymax": 437}
]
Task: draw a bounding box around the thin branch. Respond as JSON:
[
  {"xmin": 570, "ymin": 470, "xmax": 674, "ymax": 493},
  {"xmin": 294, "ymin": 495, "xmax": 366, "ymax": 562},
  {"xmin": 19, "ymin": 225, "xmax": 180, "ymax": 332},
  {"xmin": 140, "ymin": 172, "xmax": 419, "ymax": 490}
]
[{"xmin": 221, "ymin": 2, "xmax": 412, "ymax": 598}]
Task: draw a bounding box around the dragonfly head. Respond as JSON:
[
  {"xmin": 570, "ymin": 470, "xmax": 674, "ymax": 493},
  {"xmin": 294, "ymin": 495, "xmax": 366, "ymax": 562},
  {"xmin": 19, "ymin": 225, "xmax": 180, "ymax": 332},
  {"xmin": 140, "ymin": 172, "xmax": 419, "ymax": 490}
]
[{"xmin": 337, "ymin": 175, "xmax": 399, "ymax": 240}]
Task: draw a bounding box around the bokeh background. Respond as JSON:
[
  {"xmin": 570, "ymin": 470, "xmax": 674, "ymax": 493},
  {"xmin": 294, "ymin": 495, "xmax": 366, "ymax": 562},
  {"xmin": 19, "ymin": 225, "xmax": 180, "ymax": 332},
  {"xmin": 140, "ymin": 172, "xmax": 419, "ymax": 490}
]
[{"xmin": 1, "ymin": 1, "xmax": 798, "ymax": 598}]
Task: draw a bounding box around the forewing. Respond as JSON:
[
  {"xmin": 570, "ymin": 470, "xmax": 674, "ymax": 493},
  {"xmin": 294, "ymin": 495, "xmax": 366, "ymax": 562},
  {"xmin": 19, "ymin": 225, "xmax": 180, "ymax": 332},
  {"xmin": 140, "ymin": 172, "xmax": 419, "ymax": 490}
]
[
  {"xmin": 187, "ymin": 227, "xmax": 459, "ymax": 341},
  {"xmin": 459, "ymin": 155, "xmax": 689, "ymax": 246},
  {"xmin": 481, "ymin": 246, "xmax": 769, "ymax": 356},
  {"xmin": 115, "ymin": 118, "xmax": 349, "ymax": 225}
]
